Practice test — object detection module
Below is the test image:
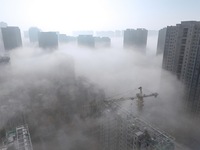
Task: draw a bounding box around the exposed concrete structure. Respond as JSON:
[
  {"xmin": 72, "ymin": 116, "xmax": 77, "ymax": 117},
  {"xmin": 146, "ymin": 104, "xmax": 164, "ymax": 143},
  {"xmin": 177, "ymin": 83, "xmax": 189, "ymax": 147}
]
[
  {"xmin": 0, "ymin": 125, "xmax": 33, "ymax": 150},
  {"xmin": 83, "ymin": 100, "xmax": 175, "ymax": 150}
]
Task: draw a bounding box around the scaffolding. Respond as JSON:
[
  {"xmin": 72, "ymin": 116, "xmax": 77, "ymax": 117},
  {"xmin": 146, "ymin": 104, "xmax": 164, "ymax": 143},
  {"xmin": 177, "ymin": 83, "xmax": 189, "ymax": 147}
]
[
  {"xmin": 1, "ymin": 124, "xmax": 33, "ymax": 150},
  {"xmin": 15, "ymin": 125, "xmax": 33, "ymax": 150},
  {"xmin": 83, "ymin": 100, "xmax": 175, "ymax": 150}
]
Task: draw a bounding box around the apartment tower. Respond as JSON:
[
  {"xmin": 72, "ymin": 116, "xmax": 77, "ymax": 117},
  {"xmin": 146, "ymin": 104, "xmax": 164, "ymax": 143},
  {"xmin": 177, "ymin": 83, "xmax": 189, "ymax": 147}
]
[{"xmin": 163, "ymin": 21, "xmax": 200, "ymax": 116}]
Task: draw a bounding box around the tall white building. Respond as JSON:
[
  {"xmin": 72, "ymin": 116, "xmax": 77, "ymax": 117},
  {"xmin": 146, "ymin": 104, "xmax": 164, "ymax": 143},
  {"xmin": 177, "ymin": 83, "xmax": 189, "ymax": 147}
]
[{"xmin": 163, "ymin": 21, "xmax": 200, "ymax": 116}]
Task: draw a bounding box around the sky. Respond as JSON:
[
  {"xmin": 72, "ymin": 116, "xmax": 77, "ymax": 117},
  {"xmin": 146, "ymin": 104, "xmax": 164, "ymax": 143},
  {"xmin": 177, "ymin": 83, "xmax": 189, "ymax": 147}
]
[{"xmin": 0, "ymin": 0, "xmax": 200, "ymax": 33}]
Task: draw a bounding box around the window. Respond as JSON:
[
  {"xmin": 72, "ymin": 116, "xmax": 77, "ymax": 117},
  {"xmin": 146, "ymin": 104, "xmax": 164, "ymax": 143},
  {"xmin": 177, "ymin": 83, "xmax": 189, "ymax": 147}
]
[
  {"xmin": 183, "ymin": 28, "xmax": 189, "ymax": 37},
  {"xmin": 182, "ymin": 39, "xmax": 187, "ymax": 44}
]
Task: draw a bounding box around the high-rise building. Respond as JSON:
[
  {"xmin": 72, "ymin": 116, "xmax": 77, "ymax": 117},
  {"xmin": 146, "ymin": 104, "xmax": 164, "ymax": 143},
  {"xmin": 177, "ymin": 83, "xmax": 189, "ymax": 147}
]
[
  {"xmin": 123, "ymin": 28, "xmax": 148, "ymax": 50},
  {"xmin": 1, "ymin": 26, "xmax": 22, "ymax": 50},
  {"xmin": 162, "ymin": 21, "xmax": 200, "ymax": 116},
  {"xmin": 94, "ymin": 37, "xmax": 111, "ymax": 48},
  {"xmin": 73, "ymin": 31, "xmax": 93, "ymax": 37},
  {"xmin": 0, "ymin": 22, "xmax": 7, "ymax": 28},
  {"xmin": 24, "ymin": 31, "xmax": 29, "ymax": 39},
  {"xmin": 59, "ymin": 34, "xmax": 68, "ymax": 43},
  {"xmin": 115, "ymin": 30, "xmax": 123, "ymax": 37},
  {"xmin": 83, "ymin": 100, "xmax": 175, "ymax": 150},
  {"xmin": 0, "ymin": 29, "xmax": 4, "ymax": 52},
  {"xmin": 58, "ymin": 34, "xmax": 76, "ymax": 43},
  {"xmin": 38, "ymin": 32, "xmax": 58, "ymax": 49},
  {"xmin": 96, "ymin": 31, "xmax": 115, "ymax": 38},
  {"xmin": 28, "ymin": 27, "xmax": 40, "ymax": 42},
  {"xmin": 156, "ymin": 28, "xmax": 167, "ymax": 55},
  {"xmin": 77, "ymin": 35, "xmax": 95, "ymax": 47}
]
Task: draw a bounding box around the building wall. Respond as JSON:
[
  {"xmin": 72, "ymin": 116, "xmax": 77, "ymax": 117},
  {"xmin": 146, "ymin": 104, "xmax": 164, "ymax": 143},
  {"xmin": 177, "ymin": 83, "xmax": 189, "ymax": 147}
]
[
  {"xmin": 94, "ymin": 37, "xmax": 111, "ymax": 48},
  {"xmin": 156, "ymin": 28, "xmax": 167, "ymax": 55},
  {"xmin": 1, "ymin": 27, "xmax": 22, "ymax": 50},
  {"xmin": 77, "ymin": 35, "xmax": 95, "ymax": 48},
  {"xmin": 179, "ymin": 22, "xmax": 200, "ymax": 114},
  {"xmin": 58, "ymin": 34, "xmax": 76, "ymax": 43},
  {"xmin": 162, "ymin": 26, "xmax": 179, "ymax": 73},
  {"xmin": 38, "ymin": 32, "xmax": 58, "ymax": 49},
  {"xmin": 88, "ymin": 102, "xmax": 175, "ymax": 150},
  {"xmin": 162, "ymin": 21, "xmax": 200, "ymax": 116},
  {"xmin": 0, "ymin": 29, "xmax": 5, "ymax": 53},
  {"xmin": 0, "ymin": 22, "xmax": 7, "ymax": 28},
  {"xmin": 123, "ymin": 28, "xmax": 148, "ymax": 50},
  {"xmin": 29, "ymin": 27, "xmax": 40, "ymax": 42}
]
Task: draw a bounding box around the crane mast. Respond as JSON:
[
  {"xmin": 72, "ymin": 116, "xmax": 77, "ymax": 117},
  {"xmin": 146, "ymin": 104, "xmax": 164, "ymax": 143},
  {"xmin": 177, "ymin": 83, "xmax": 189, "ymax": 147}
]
[
  {"xmin": 104, "ymin": 87, "xmax": 158, "ymax": 113},
  {"xmin": 136, "ymin": 87, "xmax": 158, "ymax": 112}
]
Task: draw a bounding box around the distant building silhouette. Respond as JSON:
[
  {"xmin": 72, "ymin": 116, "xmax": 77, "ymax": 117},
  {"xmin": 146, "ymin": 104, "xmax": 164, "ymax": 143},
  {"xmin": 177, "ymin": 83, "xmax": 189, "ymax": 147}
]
[
  {"xmin": 162, "ymin": 21, "xmax": 200, "ymax": 116},
  {"xmin": 148, "ymin": 30, "xmax": 158, "ymax": 36},
  {"xmin": 24, "ymin": 31, "xmax": 29, "ymax": 39},
  {"xmin": 73, "ymin": 31, "xmax": 93, "ymax": 37},
  {"xmin": 0, "ymin": 22, "xmax": 7, "ymax": 28},
  {"xmin": 94, "ymin": 37, "xmax": 111, "ymax": 47},
  {"xmin": 38, "ymin": 32, "xmax": 58, "ymax": 49},
  {"xmin": 114, "ymin": 30, "xmax": 123, "ymax": 37},
  {"xmin": 77, "ymin": 35, "xmax": 95, "ymax": 48},
  {"xmin": 0, "ymin": 29, "xmax": 4, "ymax": 52},
  {"xmin": 123, "ymin": 28, "xmax": 148, "ymax": 51},
  {"xmin": 156, "ymin": 28, "xmax": 166, "ymax": 55},
  {"xmin": 58, "ymin": 34, "xmax": 76, "ymax": 43},
  {"xmin": 29, "ymin": 27, "xmax": 40, "ymax": 42},
  {"xmin": 0, "ymin": 55, "xmax": 10, "ymax": 64},
  {"xmin": 1, "ymin": 26, "xmax": 22, "ymax": 50},
  {"xmin": 95, "ymin": 30, "xmax": 123, "ymax": 38},
  {"xmin": 96, "ymin": 31, "xmax": 115, "ymax": 38}
]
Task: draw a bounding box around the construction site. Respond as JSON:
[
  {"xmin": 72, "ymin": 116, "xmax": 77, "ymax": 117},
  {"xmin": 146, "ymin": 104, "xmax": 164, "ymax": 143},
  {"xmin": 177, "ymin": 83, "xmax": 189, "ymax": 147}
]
[
  {"xmin": 0, "ymin": 86, "xmax": 176, "ymax": 150},
  {"xmin": 82, "ymin": 87, "xmax": 175, "ymax": 150}
]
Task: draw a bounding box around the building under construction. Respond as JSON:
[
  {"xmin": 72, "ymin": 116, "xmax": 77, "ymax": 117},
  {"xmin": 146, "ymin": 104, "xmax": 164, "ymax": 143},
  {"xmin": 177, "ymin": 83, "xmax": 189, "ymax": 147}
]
[
  {"xmin": 0, "ymin": 87, "xmax": 175, "ymax": 150},
  {"xmin": 82, "ymin": 99, "xmax": 175, "ymax": 150},
  {"xmin": 0, "ymin": 124, "xmax": 33, "ymax": 150}
]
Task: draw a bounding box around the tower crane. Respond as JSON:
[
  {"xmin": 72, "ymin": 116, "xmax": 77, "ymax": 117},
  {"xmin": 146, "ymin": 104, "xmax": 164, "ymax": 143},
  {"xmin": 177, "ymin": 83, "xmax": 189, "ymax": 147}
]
[{"xmin": 104, "ymin": 87, "xmax": 158, "ymax": 113}]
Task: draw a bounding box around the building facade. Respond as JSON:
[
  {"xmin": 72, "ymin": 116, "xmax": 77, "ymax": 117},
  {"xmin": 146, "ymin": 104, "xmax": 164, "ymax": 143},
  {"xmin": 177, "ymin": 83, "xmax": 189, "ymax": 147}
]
[
  {"xmin": 77, "ymin": 35, "xmax": 95, "ymax": 48},
  {"xmin": 29, "ymin": 27, "xmax": 40, "ymax": 42},
  {"xmin": 0, "ymin": 29, "xmax": 4, "ymax": 52},
  {"xmin": 1, "ymin": 26, "xmax": 22, "ymax": 50},
  {"xmin": 58, "ymin": 34, "xmax": 76, "ymax": 43},
  {"xmin": 123, "ymin": 28, "xmax": 148, "ymax": 51},
  {"xmin": 83, "ymin": 100, "xmax": 175, "ymax": 150},
  {"xmin": 156, "ymin": 28, "xmax": 167, "ymax": 55},
  {"xmin": 162, "ymin": 21, "xmax": 200, "ymax": 116},
  {"xmin": 38, "ymin": 32, "xmax": 58, "ymax": 49},
  {"xmin": 94, "ymin": 37, "xmax": 111, "ymax": 48},
  {"xmin": 0, "ymin": 22, "xmax": 7, "ymax": 28}
]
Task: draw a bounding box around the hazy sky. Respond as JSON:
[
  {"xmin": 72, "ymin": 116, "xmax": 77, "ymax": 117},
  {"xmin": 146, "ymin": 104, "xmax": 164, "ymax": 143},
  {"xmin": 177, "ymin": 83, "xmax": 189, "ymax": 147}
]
[{"xmin": 0, "ymin": 0, "xmax": 200, "ymax": 32}]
